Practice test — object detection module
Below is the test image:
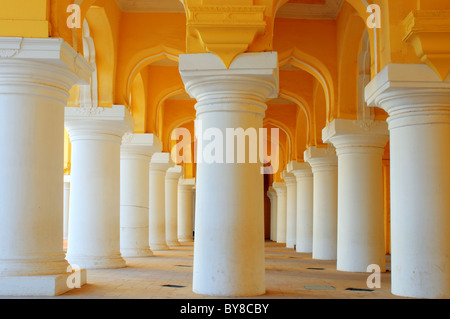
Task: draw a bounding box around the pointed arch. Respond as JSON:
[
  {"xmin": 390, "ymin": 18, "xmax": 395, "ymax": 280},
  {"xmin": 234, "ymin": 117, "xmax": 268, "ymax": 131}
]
[
  {"xmin": 119, "ymin": 46, "xmax": 183, "ymax": 107},
  {"xmin": 279, "ymin": 48, "xmax": 336, "ymax": 123}
]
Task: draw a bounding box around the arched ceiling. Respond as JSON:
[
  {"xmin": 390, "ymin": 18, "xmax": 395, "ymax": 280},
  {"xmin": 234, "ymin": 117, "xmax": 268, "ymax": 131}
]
[{"xmin": 114, "ymin": 0, "xmax": 345, "ymax": 19}]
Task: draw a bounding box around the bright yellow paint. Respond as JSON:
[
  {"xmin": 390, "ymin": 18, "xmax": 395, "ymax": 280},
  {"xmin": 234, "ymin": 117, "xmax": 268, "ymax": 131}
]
[{"xmin": 0, "ymin": 0, "xmax": 49, "ymax": 37}]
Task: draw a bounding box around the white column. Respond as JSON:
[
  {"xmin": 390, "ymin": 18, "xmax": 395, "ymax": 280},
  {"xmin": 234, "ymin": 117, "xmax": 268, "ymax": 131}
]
[
  {"xmin": 305, "ymin": 146, "xmax": 338, "ymax": 260},
  {"xmin": 63, "ymin": 175, "xmax": 71, "ymax": 245},
  {"xmin": 266, "ymin": 187, "xmax": 278, "ymax": 241},
  {"xmin": 180, "ymin": 52, "xmax": 279, "ymax": 297},
  {"xmin": 0, "ymin": 38, "xmax": 92, "ymax": 296},
  {"xmin": 149, "ymin": 152, "xmax": 174, "ymax": 251},
  {"xmin": 272, "ymin": 182, "xmax": 287, "ymax": 244},
  {"xmin": 282, "ymin": 170, "xmax": 297, "ymax": 249},
  {"xmin": 323, "ymin": 119, "xmax": 389, "ymax": 272},
  {"xmin": 165, "ymin": 166, "xmax": 183, "ymax": 247},
  {"xmin": 366, "ymin": 63, "xmax": 450, "ymax": 298},
  {"xmin": 65, "ymin": 105, "xmax": 133, "ymax": 269},
  {"xmin": 178, "ymin": 178, "xmax": 196, "ymax": 243},
  {"xmin": 289, "ymin": 162, "xmax": 314, "ymax": 253},
  {"xmin": 120, "ymin": 134, "xmax": 162, "ymax": 257}
]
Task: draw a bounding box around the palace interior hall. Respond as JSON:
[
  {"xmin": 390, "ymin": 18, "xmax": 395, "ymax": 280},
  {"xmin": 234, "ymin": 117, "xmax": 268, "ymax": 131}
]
[{"xmin": 0, "ymin": 0, "xmax": 449, "ymax": 300}]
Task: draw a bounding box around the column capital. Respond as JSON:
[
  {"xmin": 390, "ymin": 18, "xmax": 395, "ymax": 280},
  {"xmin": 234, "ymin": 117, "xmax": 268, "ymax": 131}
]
[
  {"xmin": 267, "ymin": 186, "xmax": 276, "ymax": 199},
  {"xmin": 281, "ymin": 170, "xmax": 296, "ymax": 184},
  {"xmin": 178, "ymin": 178, "xmax": 196, "ymax": 191},
  {"xmin": 150, "ymin": 152, "xmax": 174, "ymax": 172},
  {"xmin": 166, "ymin": 165, "xmax": 183, "ymax": 181},
  {"xmin": 0, "ymin": 37, "xmax": 92, "ymax": 86},
  {"xmin": 322, "ymin": 119, "xmax": 389, "ymax": 156},
  {"xmin": 288, "ymin": 161, "xmax": 313, "ymax": 178},
  {"xmin": 272, "ymin": 182, "xmax": 286, "ymax": 195},
  {"xmin": 121, "ymin": 133, "xmax": 162, "ymax": 159},
  {"xmin": 179, "ymin": 52, "xmax": 279, "ymax": 117},
  {"xmin": 304, "ymin": 146, "xmax": 337, "ymax": 172},
  {"xmin": 365, "ymin": 63, "xmax": 450, "ymax": 130},
  {"xmin": 65, "ymin": 105, "xmax": 134, "ymax": 142}
]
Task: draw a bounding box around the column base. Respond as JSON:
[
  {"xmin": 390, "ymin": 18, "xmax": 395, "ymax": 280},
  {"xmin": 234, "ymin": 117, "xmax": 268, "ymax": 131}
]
[
  {"xmin": 167, "ymin": 241, "xmax": 180, "ymax": 247},
  {"xmin": 121, "ymin": 248, "xmax": 154, "ymax": 258},
  {"xmin": 66, "ymin": 255, "xmax": 126, "ymax": 269},
  {"xmin": 149, "ymin": 243, "xmax": 170, "ymax": 251},
  {"xmin": 193, "ymin": 286, "xmax": 266, "ymax": 298},
  {"xmin": 0, "ymin": 269, "xmax": 87, "ymax": 297},
  {"xmin": 178, "ymin": 238, "xmax": 194, "ymax": 243}
]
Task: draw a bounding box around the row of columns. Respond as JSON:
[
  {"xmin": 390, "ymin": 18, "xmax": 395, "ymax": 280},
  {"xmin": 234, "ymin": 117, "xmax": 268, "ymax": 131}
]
[
  {"xmin": 1, "ymin": 38, "xmax": 448, "ymax": 299},
  {"xmin": 268, "ymin": 120, "xmax": 388, "ymax": 267},
  {"xmin": 63, "ymin": 126, "xmax": 197, "ymax": 266},
  {"xmin": 267, "ymin": 64, "xmax": 450, "ymax": 299}
]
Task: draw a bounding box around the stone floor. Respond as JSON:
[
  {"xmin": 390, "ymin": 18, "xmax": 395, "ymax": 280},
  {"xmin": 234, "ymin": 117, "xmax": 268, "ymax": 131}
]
[{"xmin": 45, "ymin": 241, "xmax": 406, "ymax": 299}]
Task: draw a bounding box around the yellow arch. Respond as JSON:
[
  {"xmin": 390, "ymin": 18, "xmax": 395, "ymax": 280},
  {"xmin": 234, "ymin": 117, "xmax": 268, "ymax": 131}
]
[{"xmin": 279, "ymin": 48, "xmax": 336, "ymax": 123}]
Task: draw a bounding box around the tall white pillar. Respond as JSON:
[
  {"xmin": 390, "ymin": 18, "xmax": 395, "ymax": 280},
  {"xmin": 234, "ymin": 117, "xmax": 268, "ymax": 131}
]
[
  {"xmin": 180, "ymin": 52, "xmax": 279, "ymax": 297},
  {"xmin": 289, "ymin": 162, "xmax": 314, "ymax": 253},
  {"xmin": 120, "ymin": 134, "xmax": 162, "ymax": 257},
  {"xmin": 149, "ymin": 152, "xmax": 173, "ymax": 251},
  {"xmin": 305, "ymin": 146, "xmax": 338, "ymax": 260},
  {"xmin": 65, "ymin": 105, "xmax": 133, "ymax": 269},
  {"xmin": 323, "ymin": 119, "xmax": 389, "ymax": 272},
  {"xmin": 272, "ymin": 182, "xmax": 287, "ymax": 244},
  {"xmin": 366, "ymin": 63, "xmax": 450, "ymax": 298},
  {"xmin": 0, "ymin": 38, "xmax": 92, "ymax": 296},
  {"xmin": 165, "ymin": 166, "xmax": 183, "ymax": 247},
  {"xmin": 267, "ymin": 186, "xmax": 278, "ymax": 241},
  {"xmin": 178, "ymin": 178, "xmax": 196, "ymax": 243},
  {"xmin": 63, "ymin": 175, "xmax": 71, "ymax": 245},
  {"xmin": 282, "ymin": 170, "xmax": 297, "ymax": 249}
]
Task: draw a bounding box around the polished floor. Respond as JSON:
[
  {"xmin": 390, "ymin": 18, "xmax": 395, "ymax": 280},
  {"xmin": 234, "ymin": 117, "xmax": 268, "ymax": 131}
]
[{"xmin": 41, "ymin": 241, "xmax": 407, "ymax": 299}]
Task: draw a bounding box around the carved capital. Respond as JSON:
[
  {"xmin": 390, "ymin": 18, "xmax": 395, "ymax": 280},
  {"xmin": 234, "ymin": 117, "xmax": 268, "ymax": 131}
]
[
  {"xmin": 185, "ymin": 1, "xmax": 267, "ymax": 68},
  {"xmin": 403, "ymin": 10, "xmax": 450, "ymax": 80}
]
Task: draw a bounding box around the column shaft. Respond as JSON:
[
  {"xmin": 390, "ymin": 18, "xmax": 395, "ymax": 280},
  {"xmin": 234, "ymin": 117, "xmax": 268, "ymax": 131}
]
[
  {"xmin": 0, "ymin": 38, "xmax": 92, "ymax": 296},
  {"xmin": 305, "ymin": 146, "xmax": 338, "ymax": 260},
  {"xmin": 366, "ymin": 63, "xmax": 450, "ymax": 298},
  {"xmin": 149, "ymin": 152, "xmax": 173, "ymax": 251},
  {"xmin": 180, "ymin": 52, "xmax": 279, "ymax": 296},
  {"xmin": 178, "ymin": 179, "xmax": 196, "ymax": 242},
  {"xmin": 273, "ymin": 183, "xmax": 287, "ymax": 244},
  {"xmin": 166, "ymin": 166, "xmax": 182, "ymax": 247},
  {"xmin": 120, "ymin": 134, "xmax": 161, "ymax": 257},
  {"xmin": 65, "ymin": 105, "xmax": 133, "ymax": 269},
  {"xmin": 282, "ymin": 170, "xmax": 297, "ymax": 249},
  {"xmin": 323, "ymin": 119, "xmax": 389, "ymax": 272},
  {"xmin": 290, "ymin": 162, "xmax": 314, "ymax": 253}
]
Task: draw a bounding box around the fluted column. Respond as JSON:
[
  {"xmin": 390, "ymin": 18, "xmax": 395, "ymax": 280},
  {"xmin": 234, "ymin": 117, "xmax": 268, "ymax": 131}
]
[
  {"xmin": 282, "ymin": 170, "xmax": 297, "ymax": 249},
  {"xmin": 267, "ymin": 186, "xmax": 278, "ymax": 241},
  {"xmin": 323, "ymin": 119, "xmax": 389, "ymax": 272},
  {"xmin": 120, "ymin": 134, "xmax": 162, "ymax": 257},
  {"xmin": 165, "ymin": 166, "xmax": 183, "ymax": 247},
  {"xmin": 305, "ymin": 146, "xmax": 338, "ymax": 260},
  {"xmin": 65, "ymin": 105, "xmax": 133, "ymax": 269},
  {"xmin": 0, "ymin": 38, "xmax": 92, "ymax": 296},
  {"xmin": 178, "ymin": 178, "xmax": 196, "ymax": 243},
  {"xmin": 180, "ymin": 52, "xmax": 279, "ymax": 297},
  {"xmin": 289, "ymin": 162, "xmax": 314, "ymax": 253},
  {"xmin": 366, "ymin": 63, "xmax": 450, "ymax": 298},
  {"xmin": 272, "ymin": 182, "xmax": 287, "ymax": 244},
  {"xmin": 149, "ymin": 152, "xmax": 174, "ymax": 251}
]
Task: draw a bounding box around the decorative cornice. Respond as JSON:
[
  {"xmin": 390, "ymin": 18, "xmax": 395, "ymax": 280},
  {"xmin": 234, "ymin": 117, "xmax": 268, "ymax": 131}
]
[
  {"xmin": 185, "ymin": 2, "xmax": 267, "ymax": 68},
  {"xmin": 403, "ymin": 10, "xmax": 450, "ymax": 81}
]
